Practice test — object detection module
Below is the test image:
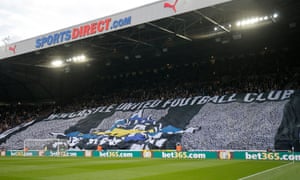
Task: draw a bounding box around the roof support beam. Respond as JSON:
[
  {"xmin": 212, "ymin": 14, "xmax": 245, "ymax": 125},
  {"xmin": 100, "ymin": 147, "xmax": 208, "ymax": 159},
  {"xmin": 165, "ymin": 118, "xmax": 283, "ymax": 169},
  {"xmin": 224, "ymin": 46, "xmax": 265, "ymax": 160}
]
[
  {"xmin": 112, "ymin": 34, "xmax": 153, "ymax": 47},
  {"xmin": 194, "ymin": 10, "xmax": 230, "ymax": 33},
  {"xmin": 147, "ymin": 23, "xmax": 192, "ymax": 41}
]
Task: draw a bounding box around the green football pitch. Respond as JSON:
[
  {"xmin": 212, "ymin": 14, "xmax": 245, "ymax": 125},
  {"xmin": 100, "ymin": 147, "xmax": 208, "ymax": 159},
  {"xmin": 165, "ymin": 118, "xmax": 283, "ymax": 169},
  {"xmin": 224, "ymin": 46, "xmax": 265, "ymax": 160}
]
[{"xmin": 0, "ymin": 157, "xmax": 299, "ymax": 180}]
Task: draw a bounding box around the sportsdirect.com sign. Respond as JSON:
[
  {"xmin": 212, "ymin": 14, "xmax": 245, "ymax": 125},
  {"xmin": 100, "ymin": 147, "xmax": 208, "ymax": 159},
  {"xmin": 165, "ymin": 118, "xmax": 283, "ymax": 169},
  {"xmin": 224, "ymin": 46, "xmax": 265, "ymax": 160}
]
[{"xmin": 35, "ymin": 16, "xmax": 131, "ymax": 48}]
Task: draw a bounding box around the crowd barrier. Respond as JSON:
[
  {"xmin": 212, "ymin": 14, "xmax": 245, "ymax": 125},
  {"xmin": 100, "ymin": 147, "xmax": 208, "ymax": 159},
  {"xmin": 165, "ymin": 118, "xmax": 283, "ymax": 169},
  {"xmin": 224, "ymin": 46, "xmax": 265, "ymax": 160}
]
[{"xmin": 2, "ymin": 150, "xmax": 300, "ymax": 161}]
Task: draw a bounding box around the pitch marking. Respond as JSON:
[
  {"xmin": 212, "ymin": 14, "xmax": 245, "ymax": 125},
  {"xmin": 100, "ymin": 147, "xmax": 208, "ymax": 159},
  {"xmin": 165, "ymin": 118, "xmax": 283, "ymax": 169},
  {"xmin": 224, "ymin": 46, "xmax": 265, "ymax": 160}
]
[{"xmin": 238, "ymin": 162, "xmax": 293, "ymax": 180}]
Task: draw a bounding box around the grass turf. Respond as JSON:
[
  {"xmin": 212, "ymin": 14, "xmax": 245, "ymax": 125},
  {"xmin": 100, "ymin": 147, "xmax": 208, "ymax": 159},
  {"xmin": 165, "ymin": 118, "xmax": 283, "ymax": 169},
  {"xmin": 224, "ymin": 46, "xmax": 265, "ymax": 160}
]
[{"xmin": 0, "ymin": 157, "xmax": 299, "ymax": 180}]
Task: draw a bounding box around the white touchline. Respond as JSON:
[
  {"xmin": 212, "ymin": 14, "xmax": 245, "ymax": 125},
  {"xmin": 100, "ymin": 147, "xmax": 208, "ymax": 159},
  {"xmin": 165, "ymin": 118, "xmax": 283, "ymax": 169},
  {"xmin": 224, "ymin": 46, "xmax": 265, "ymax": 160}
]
[{"xmin": 238, "ymin": 162, "xmax": 293, "ymax": 180}]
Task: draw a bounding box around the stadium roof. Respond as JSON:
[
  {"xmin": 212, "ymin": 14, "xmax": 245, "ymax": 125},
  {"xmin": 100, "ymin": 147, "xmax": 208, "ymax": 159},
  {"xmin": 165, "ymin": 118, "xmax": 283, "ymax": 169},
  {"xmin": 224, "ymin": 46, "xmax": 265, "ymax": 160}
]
[{"xmin": 0, "ymin": 0, "xmax": 299, "ymax": 104}]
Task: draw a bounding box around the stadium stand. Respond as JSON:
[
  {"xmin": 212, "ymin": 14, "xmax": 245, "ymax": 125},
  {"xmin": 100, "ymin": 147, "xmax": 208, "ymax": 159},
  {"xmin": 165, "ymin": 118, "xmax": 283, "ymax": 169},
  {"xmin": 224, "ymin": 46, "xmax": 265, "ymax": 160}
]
[{"xmin": 1, "ymin": 48, "xmax": 299, "ymax": 150}]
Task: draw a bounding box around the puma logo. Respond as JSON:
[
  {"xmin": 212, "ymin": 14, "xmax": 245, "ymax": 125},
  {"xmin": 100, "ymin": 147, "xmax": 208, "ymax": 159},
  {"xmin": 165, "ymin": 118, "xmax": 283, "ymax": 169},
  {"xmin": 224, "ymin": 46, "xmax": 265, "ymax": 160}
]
[
  {"xmin": 8, "ymin": 45, "xmax": 16, "ymax": 54},
  {"xmin": 164, "ymin": 0, "xmax": 179, "ymax": 13}
]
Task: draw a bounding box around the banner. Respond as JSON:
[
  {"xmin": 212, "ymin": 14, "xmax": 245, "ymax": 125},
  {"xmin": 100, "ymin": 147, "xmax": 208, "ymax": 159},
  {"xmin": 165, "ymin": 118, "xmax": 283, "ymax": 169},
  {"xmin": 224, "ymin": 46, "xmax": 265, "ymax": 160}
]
[
  {"xmin": 43, "ymin": 150, "xmax": 85, "ymax": 157},
  {"xmin": 93, "ymin": 150, "xmax": 140, "ymax": 158},
  {"xmin": 6, "ymin": 150, "xmax": 39, "ymax": 157},
  {"xmin": 1, "ymin": 90, "xmax": 299, "ymax": 152},
  {"xmin": 235, "ymin": 151, "xmax": 300, "ymax": 161},
  {"xmin": 3, "ymin": 150, "xmax": 300, "ymax": 161},
  {"xmin": 46, "ymin": 90, "xmax": 295, "ymax": 120}
]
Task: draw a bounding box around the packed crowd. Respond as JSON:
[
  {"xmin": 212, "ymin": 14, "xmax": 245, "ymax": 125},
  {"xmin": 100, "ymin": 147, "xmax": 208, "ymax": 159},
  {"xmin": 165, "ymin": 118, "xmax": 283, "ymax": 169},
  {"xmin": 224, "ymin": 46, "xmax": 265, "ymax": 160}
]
[
  {"xmin": 62, "ymin": 69, "xmax": 299, "ymax": 113},
  {"xmin": 0, "ymin": 104, "xmax": 51, "ymax": 134}
]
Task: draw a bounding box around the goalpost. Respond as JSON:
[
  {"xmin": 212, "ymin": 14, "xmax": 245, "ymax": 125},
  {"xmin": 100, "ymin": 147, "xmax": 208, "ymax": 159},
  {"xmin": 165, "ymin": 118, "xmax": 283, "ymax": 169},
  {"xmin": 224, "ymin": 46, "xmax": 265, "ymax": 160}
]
[{"xmin": 24, "ymin": 139, "xmax": 68, "ymax": 153}]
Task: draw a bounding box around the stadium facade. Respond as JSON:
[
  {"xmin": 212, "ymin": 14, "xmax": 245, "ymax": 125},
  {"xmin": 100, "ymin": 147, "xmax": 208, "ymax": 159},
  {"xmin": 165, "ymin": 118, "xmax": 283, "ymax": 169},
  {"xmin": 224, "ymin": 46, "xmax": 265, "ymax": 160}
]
[{"xmin": 0, "ymin": 0, "xmax": 229, "ymax": 59}]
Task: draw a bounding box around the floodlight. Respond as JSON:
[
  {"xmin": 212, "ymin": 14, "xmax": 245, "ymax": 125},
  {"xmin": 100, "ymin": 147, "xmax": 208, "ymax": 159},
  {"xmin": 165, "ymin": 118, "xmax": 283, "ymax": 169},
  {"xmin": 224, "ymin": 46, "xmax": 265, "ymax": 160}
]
[
  {"xmin": 79, "ymin": 55, "xmax": 86, "ymax": 62},
  {"xmin": 72, "ymin": 54, "xmax": 87, "ymax": 63},
  {"xmin": 66, "ymin": 58, "xmax": 72, "ymax": 62},
  {"xmin": 235, "ymin": 13, "xmax": 278, "ymax": 28},
  {"xmin": 72, "ymin": 56, "xmax": 79, "ymax": 62},
  {"xmin": 51, "ymin": 60, "xmax": 64, "ymax": 67}
]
